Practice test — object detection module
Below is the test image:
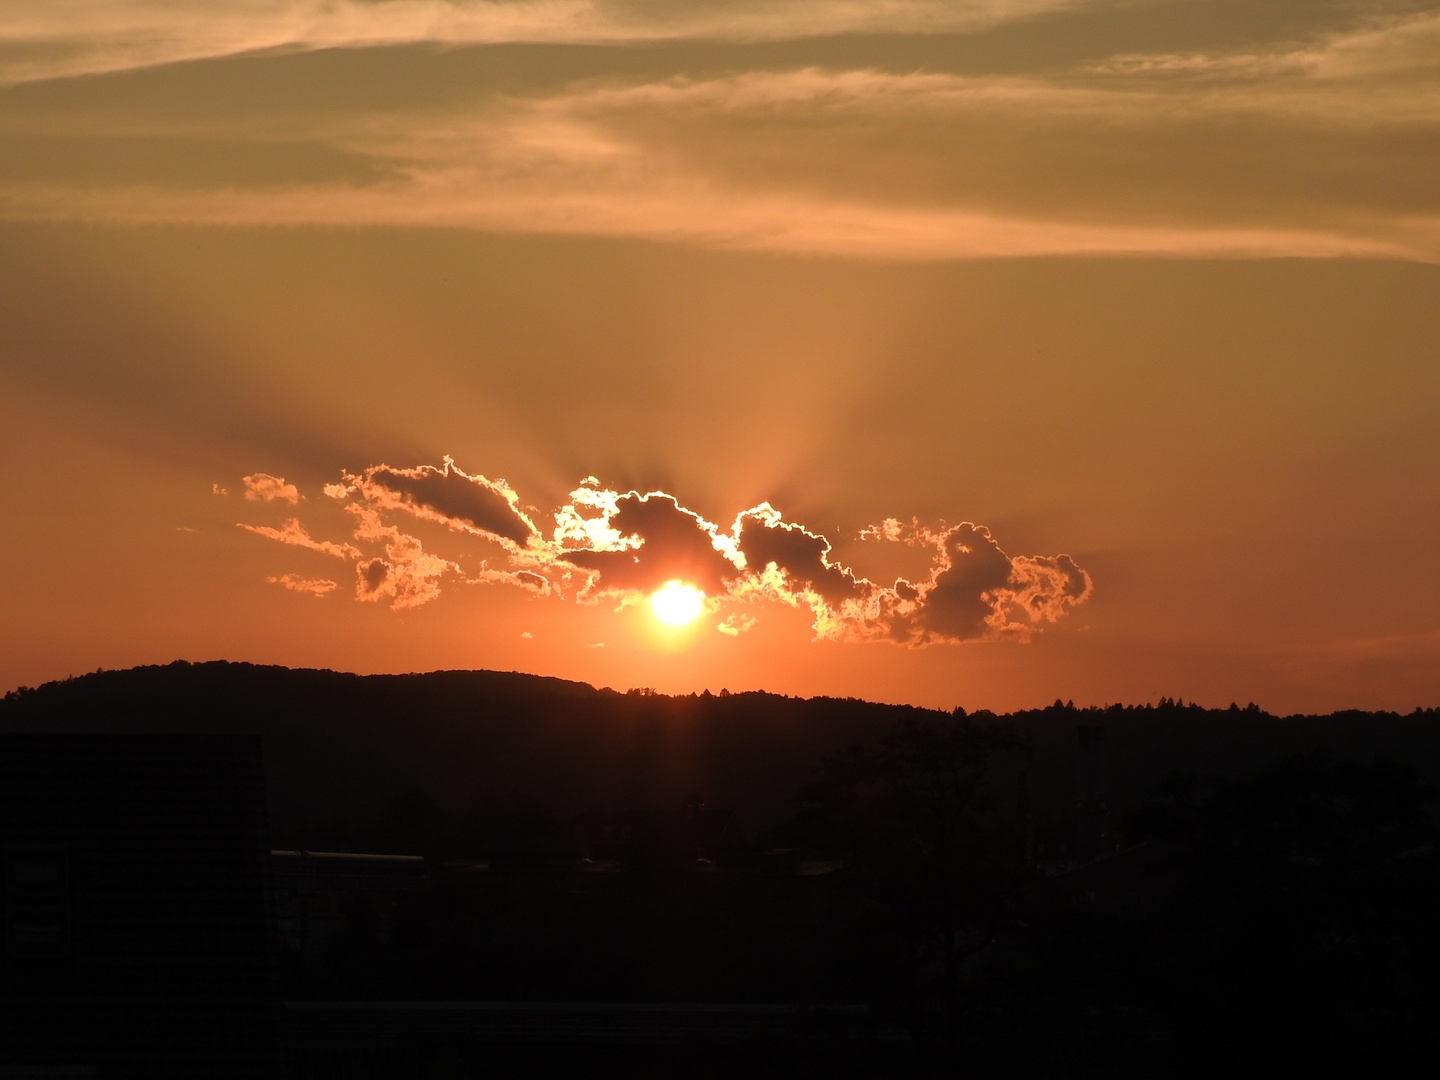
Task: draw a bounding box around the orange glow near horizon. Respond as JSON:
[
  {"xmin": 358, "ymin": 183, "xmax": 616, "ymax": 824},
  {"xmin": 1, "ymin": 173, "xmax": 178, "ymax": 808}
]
[{"xmin": 650, "ymin": 581, "xmax": 705, "ymax": 627}]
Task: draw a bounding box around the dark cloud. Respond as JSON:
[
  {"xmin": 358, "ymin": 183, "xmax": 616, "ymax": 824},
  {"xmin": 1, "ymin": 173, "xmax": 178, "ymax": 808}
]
[
  {"xmin": 350, "ymin": 458, "xmax": 538, "ymax": 546},
  {"xmin": 889, "ymin": 525, "xmax": 1093, "ymax": 645},
  {"xmin": 358, "ymin": 558, "xmax": 388, "ymax": 595},
  {"xmin": 562, "ymin": 492, "xmax": 736, "ymax": 595},
  {"xmin": 734, "ymin": 508, "xmax": 866, "ymax": 605},
  {"xmin": 905, "ymin": 524, "xmax": 1017, "ymax": 643}
]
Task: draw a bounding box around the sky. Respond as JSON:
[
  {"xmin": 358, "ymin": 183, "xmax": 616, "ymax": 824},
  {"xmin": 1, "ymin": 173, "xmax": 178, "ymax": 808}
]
[{"xmin": 1, "ymin": 0, "xmax": 1438, "ymax": 713}]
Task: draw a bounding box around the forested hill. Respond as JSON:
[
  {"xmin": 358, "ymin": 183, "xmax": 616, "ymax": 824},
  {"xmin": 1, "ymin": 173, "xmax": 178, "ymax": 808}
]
[
  {"xmin": 3, "ymin": 660, "xmax": 1438, "ymax": 836},
  {"xmin": 0, "ymin": 661, "xmax": 908, "ymax": 830}
]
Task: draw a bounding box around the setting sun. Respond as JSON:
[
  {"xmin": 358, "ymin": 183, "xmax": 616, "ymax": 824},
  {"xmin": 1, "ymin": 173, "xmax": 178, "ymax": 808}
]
[{"xmin": 650, "ymin": 580, "xmax": 705, "ymax": 627}]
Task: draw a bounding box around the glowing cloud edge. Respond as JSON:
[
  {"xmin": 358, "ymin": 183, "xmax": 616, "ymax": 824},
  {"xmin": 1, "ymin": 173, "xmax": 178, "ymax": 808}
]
[{"xmin": 235, "ymin": 460, "xmax": 1093, "ymax": 644}]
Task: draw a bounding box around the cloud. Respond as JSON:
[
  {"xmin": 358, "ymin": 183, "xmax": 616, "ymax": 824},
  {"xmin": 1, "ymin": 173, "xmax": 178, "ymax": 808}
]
[
  {"xmin": 898, "ymin": 523, "xmax": 1017, "ymax": 643},
  {"xmin": 548, "ymin": 484, "xmax": 1092, "ymax": 644},
  {"xmin": 347, "ymin": 503, "xmax": 458, "ymax": 609},
  {"xmin": 1091, "ymin": 10, "xmax": 1440, "ymax": 86},
  {"xmin": 468, "ymin": 565, "xmax": 551, "ymax": 593},
  {"xmin": 237, "ymin": 458, "xmax": 1092, "ymax": 643},
  {"xmin": 11, "ymin": 179, "xmax": 1416, "ymax": 261},
  {"xmin": 237, "ymin": 518, "xmax": 361, "ymax": 559},
  {"xmin": 267, "ymin": 573, "xmax": 337, "ymax": 597},
  {"xmin": 7, "ymin": 43, "xmax": 1438, "ymax": 261},
  {"xmin": 334, "ymin": 456, "xmax": 539, "ymax": 547},
  {"xmin": 734, "ymin": 504, "xmax": 866, "ymax": 606},
  {"xmin": 559, "ymin": 490, "xmax": 738, "ymax": 595},
  {"xmin": 237, "ymin": 465, "xmax": 506, "ymax": 611},
  {"xmin": 890, "ymin": 523, "xmax": 1093, "ymax": 644},
  {"xmin": 718, "ymin": 613, "xmax": 757, "ymax": 637},
  {"xmin": 0, "ymin": 0, "xmax": 1076, "ymax": 84},
  {"xmin": 242, "ymin": 472, "xmax": 299, "ymax": 504}
]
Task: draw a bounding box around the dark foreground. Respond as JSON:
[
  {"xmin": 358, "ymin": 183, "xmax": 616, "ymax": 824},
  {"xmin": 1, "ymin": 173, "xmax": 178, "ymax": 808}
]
[{"xmin": 2, "ymin": 662, "xmax": 1438, "ymax": 1077}]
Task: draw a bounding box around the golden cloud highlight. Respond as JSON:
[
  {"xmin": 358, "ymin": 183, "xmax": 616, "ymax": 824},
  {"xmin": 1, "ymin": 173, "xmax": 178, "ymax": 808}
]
[
  {"xmin": 332, "ymin": 456, "xmax": 539, "ymax": 548},
  {"xmin": 242, "ymin": 472, "xmax": 300, "ymax": 504},
  {"xmin": 237, "ymin": 518, "xmax": 360, "ymax": 559},
  {"xmin": 347, "ymin": 503, "xmax": 458, "ymax": 610},
  {"xmin": 266, "ymin": 573, "xmax": 337, "ymax": 597}
]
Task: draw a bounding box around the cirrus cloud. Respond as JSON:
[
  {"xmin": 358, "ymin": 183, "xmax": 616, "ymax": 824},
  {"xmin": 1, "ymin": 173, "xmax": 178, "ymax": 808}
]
[
  {"xmin": 5, "ymin": 6, "xmax": 1440, "ymax": 262},
  {"xmin": 267, "ymin": 572, "xmax": 337, "ymax": 596},
  {"xmin": 237, "ymin": 517, "xmax": 360, "ymax": 559},
  {"xmin": 0, "ymin": 0, "xmax": 1079, "ymax": 85}
]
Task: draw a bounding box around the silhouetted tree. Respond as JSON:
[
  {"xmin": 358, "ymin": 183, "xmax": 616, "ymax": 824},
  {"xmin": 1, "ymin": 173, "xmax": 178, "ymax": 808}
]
[
  {"xmin": 1124, "ymin": 753, "xmax": 1440, "ymax": 1076},
  {"xmin": 790, "ymin": 712, "xmax": 1028, "ymax": 1058}
]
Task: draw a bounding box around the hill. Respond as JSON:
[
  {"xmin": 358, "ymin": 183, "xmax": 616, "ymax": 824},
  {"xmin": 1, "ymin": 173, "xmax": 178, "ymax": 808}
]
[{"xmin": 4, "ymin": 661, "xmax": 1438, "ymax": 842}]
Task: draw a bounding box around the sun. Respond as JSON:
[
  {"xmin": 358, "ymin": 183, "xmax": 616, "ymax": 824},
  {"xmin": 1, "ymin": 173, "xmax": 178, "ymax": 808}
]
[{"xmin": 650, "ymin": 580, "xmax": 705, "ymax": 626}]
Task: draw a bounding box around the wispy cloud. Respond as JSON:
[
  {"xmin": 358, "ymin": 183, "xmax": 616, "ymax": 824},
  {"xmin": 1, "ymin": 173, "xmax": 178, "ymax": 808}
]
[
  {"xmin": 267, "ymin": 572, "xmax": 337, "ymax": 596},
  {"xmin": 238, "ymin": 517, "xmax": 361, "ymax": 559},
  {"xmin": 238, "ymin": 460, "xmax": 1093, "ymax": 643},
  {"xmin": 718, "ymin": 613, "xmax": 757, "ymax": 637},
  {"xmin": 1091, "ymin": 9, "xmax": 1440, "ymax": 85},
  {"xmin": 4, "ymin": 4, "xmax": 1436, "ymax": 260},
  {"xmin": 0, "ymin": 0, "xmax": 1077, "ymax": 85},
  {"xmin": 8, "ymin": 177, "xmax": 1420, "ymax": 260}
]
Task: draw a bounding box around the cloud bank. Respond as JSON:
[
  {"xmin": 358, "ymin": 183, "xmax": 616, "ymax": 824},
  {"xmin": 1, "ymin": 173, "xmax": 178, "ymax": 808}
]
[
  {"xmin": 4, "ymin": 9, "xmax": 1439, "ymax": 260},
  {"xmin": 237, "ymin": 457, "xmax": 1092, "ymax": 643},
  {"xmin": 3, "ymin": 3, "xmax": 1438, "ymax": 259}
]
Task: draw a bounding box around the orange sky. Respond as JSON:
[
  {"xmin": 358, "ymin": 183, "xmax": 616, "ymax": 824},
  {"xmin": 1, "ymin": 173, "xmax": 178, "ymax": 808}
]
[{"xmin": 2, "ymin": 1, "xmax": 1438, "ymax": 712}]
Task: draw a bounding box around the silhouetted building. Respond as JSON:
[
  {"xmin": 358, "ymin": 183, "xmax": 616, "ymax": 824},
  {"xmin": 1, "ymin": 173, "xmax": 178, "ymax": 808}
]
[{"xmin": 0, "ymin": 734, "xmax": 281, "ymax": 1078}]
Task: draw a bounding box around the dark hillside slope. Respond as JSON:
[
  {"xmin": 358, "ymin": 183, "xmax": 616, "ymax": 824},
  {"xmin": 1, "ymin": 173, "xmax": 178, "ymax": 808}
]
[
  {"xmin": 1010, "ymin": 701, "xmax": 1440, "ymax": 819},
  {"xmin": 0, "ymin": 662, "xmax": 908, "ymax": 831},
  {"xmin": 4, "ymin": 662, "xmax": 1438, "ymax": 838}
]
